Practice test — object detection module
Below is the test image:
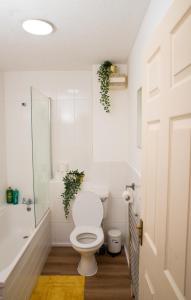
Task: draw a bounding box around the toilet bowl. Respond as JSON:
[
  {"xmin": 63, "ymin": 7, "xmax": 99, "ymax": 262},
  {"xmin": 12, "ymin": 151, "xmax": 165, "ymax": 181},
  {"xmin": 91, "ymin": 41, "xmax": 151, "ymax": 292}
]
[{"xmin": 70, "ymin": 191, "xmax": 104, "ymax": 276}]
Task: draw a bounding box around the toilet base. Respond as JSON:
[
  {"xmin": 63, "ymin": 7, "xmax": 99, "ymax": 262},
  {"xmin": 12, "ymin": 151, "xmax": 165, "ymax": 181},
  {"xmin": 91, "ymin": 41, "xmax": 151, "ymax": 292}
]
[{"xmin": 77, "ymin": 253, "xmax": 98, "ymax": 276}]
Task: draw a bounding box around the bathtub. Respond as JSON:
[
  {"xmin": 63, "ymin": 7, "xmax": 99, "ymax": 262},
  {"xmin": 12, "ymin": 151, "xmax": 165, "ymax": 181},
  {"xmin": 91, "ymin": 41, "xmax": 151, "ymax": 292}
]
[{"xmin": 0, "ymin": 204, "xmax": 51, "ymax": 300}]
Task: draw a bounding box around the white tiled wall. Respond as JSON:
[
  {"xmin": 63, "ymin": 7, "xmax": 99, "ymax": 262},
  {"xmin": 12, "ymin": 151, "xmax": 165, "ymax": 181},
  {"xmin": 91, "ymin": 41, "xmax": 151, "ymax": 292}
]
[
  {"xmin": 4, "ymin": 71, "xmax": 93, "ymax": 200},
  {"xmin": 50, "ymin": 161, "xmax": 131, "ymax": 245},
  {"xmin": 49, "ymin": 180, "xmax": 74, "ymax": 245},
  {"xmin": 0, "ymin": 72, "xmax": 6, "ymax": 205},
  {"xmin": 4, "ymin": 68, "xmax": 130, "ymax": 245},
  {"xmin": 51, "ymin": 84, "xmax": 93, "ymax": 175}
]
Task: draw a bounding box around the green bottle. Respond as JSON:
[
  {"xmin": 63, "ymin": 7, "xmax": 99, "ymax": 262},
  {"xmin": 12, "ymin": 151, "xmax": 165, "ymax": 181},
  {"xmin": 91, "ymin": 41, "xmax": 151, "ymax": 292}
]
[
  {"xmin": 13, "ymin": 189, "xmax": 19, "ymax": 205},
  {"xmin": 6, "ymin": 187, "xmax": 13, "ymax": 204}
]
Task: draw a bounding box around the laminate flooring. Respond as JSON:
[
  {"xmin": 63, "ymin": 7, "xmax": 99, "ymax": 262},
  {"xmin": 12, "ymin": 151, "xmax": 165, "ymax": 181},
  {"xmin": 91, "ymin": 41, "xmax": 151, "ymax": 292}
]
[{"xmin": 42, "ymin": 247, "xmax": 132, "ymax": 300}]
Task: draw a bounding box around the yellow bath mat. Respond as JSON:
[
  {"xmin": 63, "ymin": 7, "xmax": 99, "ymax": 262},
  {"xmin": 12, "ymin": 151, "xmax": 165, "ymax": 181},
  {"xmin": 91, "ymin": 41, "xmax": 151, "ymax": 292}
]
[{"xmin": 30, "ymin": 275, "xmax": 85, "ymax": 300}]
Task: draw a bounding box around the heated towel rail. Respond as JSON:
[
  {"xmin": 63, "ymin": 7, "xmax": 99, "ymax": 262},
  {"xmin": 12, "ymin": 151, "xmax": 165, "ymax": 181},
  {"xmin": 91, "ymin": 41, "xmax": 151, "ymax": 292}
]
[{"xmin": 129, "ymin": 203, "xmax": 140, "ymax": 299}]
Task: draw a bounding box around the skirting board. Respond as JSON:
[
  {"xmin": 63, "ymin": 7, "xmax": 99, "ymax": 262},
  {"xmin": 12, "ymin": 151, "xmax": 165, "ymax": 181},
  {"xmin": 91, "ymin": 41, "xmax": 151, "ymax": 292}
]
[
  {"xmin": 52, "ymin": 242, "xmax": 72, "ymax": 247},
  {"xmin": 52, "ymin": 241, "xmax": 126, "ymax": 247}
]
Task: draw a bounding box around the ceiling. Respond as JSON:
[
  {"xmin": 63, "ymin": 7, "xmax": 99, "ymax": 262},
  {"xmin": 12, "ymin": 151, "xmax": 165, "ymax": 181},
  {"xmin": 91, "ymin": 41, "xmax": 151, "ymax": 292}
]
[{"xmin": 0, "ymin": 0, "xmax": 150, "ymax": 70}]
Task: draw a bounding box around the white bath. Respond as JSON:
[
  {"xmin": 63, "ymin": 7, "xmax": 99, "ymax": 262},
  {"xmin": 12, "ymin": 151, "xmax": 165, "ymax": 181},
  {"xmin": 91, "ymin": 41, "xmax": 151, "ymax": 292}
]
[{"xmin": 0, "ymin": 204, "xmax": 51, "ymax": 300}]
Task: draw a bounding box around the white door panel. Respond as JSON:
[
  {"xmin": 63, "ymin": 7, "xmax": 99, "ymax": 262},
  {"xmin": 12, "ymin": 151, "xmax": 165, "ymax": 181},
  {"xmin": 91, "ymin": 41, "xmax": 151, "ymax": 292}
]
[{"xmin": 140, "ymin": 1, "xmax": 191, "ymax": 299}]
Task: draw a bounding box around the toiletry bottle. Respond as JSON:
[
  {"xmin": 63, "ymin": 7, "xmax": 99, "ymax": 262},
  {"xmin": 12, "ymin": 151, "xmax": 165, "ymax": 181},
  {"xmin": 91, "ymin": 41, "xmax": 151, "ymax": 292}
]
[
  {"xmin": 13, "ymin": 189, "xmax": 19, "ymax": 205},
  {"xmin": 6, "ymin": 187, "xmax": 13, "ymax": 204}
]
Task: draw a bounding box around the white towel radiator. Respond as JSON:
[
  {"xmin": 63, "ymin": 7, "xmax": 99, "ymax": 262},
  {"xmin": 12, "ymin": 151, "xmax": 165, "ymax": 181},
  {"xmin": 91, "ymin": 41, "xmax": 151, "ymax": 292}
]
[{"xmin": 129, "ymin": 203, "xmax": 142, "ymax": 300}]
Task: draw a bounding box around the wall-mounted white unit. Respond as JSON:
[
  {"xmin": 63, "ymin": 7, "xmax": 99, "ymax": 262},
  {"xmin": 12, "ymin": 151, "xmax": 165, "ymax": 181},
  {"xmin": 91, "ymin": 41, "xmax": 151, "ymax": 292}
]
[{"xmin": 110, "ymin": 74, "xmax": 128, "ymax": 89}]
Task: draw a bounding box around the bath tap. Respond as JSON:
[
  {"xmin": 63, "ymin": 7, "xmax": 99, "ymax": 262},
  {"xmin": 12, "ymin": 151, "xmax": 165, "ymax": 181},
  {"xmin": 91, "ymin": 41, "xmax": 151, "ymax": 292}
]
[
  {"xmin": 22, "ymin": 198, "xmax": 33, "ymax": 211},
  {"xmin": 22, "ymin": 198, "xmax": 33, "ymax": 205}
]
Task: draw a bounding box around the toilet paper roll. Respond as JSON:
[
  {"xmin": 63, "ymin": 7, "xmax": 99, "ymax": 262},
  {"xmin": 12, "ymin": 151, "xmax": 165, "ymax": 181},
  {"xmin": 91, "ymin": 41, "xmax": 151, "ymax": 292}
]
[{"xmin": 122, "ymin": 188, "xmax": 133, "ymax": 203}]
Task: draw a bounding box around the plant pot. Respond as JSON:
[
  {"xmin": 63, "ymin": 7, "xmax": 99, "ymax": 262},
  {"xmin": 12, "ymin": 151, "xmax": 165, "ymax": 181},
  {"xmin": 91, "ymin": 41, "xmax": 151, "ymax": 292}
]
[
  {"xmin": 79, "ymin": 175, "xmax": 85, "ymax": 184},
  {"xmin": 110, "ymin": 65, "xmax": 117, "ymax": 74}
]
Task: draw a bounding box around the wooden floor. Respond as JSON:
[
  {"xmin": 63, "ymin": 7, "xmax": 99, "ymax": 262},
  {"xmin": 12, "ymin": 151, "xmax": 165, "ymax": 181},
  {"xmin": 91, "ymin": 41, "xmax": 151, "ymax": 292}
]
[{"xmin": 42, "ymin": 247, "xmax": 132, "ymax": 300}]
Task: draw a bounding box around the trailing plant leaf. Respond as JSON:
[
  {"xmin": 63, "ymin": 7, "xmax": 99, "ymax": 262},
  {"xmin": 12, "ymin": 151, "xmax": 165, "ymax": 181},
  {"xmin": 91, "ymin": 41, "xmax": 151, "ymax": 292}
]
[
  {"xmin": 61, "ymin": 169, "xmax": 84, "ymax": 218},
  {"xmin": 97, "ymin": 61, "xmax": 113, "ymax": 112}
]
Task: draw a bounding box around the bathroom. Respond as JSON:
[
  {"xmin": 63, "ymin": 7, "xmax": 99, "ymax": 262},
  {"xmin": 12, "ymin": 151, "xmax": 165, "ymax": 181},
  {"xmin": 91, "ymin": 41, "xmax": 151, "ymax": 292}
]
[{"xmin": 0, "ymin": 0, "xmax": 191, "ymax": 299}]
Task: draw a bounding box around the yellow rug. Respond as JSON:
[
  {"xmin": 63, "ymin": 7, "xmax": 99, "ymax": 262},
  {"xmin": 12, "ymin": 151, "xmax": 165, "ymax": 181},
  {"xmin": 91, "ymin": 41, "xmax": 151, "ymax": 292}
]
[{"xmin": 30, "ymin": 275, "xmax": 85, "ymax": 300}]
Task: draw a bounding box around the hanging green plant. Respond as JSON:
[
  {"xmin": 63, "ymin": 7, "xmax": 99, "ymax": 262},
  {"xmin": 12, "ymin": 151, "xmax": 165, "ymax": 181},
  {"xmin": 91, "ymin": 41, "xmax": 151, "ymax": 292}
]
[
  {"xmin": 61, "ymin": 169, "xmax": 85, "ymax": 218},
  {"xmin": 97, "ymin": 61, "xmax": 113, "ymax": 113}
]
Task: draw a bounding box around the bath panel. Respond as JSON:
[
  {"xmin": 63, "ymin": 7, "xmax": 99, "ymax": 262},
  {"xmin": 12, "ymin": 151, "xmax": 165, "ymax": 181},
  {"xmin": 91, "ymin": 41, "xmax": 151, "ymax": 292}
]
[{"xmin": 0, "ymin": 206, "xmax": 51, "ymax": 300}]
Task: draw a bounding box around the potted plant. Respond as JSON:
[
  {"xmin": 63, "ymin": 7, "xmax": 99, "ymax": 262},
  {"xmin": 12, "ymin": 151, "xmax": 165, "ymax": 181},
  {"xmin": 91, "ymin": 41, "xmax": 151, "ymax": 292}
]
[
  {"xmin": 61, "ymin": 169, "xmax": 85, "ymax": 218},
  {"xmin": 97, "ymin": 61, "xmax": 117, "ymax": 112}
]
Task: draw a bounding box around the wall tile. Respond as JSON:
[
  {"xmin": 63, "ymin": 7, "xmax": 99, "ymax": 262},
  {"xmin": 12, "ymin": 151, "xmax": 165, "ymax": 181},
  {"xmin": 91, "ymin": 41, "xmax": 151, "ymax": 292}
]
[
  {"xmin": 4, "ymin": 71, "xmax": 92, "ymax": 199},
  {"xmin": 4, "ymin": 70, "xmax": 130, "ymax": 245},
  {"xmin": 52, "ymin": 222, "xmax": 74, "ymax": 245},
  {"xmin": 106, "ymin": 196, "xmax": 128, "ymax": 223}
]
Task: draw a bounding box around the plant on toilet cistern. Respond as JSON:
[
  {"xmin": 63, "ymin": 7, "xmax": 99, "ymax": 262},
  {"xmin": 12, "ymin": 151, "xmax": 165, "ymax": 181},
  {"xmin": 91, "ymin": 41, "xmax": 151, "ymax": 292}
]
[{"xmin": 61, "ymin": 169, "xmax": 85, "ymax": 218}]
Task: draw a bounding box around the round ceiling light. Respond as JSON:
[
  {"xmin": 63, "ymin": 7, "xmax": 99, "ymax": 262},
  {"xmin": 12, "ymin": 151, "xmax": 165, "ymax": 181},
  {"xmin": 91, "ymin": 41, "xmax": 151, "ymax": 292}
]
[{"xmin": 22, "ymin": 19, "xmax": 54, "ymax": 36}]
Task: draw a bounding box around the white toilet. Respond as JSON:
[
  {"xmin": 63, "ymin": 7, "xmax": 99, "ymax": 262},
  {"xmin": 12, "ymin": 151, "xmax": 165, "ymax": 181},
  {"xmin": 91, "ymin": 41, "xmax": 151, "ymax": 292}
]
[{"xmin": 70, "ymin": 190, "xmax": 106, "ymax": 276}]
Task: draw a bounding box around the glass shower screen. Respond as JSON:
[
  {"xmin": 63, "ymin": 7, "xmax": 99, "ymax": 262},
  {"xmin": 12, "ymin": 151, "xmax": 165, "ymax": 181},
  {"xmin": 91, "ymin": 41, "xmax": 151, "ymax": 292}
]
[{"xmin": 31, "ymin": 87, "xmax": 51, "ymax": 226}]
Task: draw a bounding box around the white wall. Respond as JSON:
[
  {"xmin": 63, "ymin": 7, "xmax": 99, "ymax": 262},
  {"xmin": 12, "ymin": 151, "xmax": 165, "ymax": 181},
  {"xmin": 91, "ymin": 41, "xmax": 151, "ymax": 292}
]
[
  {"xmin": 0, "ymin": 72, "xmax": 6, "ymax": 205},
  {"xmin": 126, "ymin": 0, "xmax": 173, "ymax": 219},
  {"xmin": 4, "ymin": 72, "xmax": 34, "ymax": 199},
  {"xmin": 4, "ymin": 69, "xmax": 130, "ymax": 245},
  {"xmin": 127, "ymin": 0, "xmax": 173, "ymax": 174},
  {"xmin": 4, "ymin": 71, "xmax": 92, "ymax": 200},
  {"xmin": 50, "ymin": 162, "xmax": 131, "ymax": 245},
  {"xmin": 93, "ymin": 65, "xmax": 128, "ymax": 162}
]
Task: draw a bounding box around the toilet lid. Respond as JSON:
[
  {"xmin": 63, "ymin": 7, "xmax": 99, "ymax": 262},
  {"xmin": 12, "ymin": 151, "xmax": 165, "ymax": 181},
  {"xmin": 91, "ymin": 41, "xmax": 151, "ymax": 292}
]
[{"xmin": 72, "ymin": 191, "xmax": 103, "ymax": 227}]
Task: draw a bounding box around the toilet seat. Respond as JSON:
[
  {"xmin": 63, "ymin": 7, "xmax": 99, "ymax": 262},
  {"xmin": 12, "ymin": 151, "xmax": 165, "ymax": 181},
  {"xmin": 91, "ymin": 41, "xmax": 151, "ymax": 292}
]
[
  {"xmin": 70, "ymin": 226, "xmax": 104, "ymax": 249},
  {"xmin": 72, "ymin": 191, "xmax": 103, "ymax": 227}
]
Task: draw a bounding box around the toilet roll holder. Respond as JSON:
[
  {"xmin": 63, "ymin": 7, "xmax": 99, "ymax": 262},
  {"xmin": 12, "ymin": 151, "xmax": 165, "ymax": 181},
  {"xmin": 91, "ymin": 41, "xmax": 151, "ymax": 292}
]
[
  {"xmin": 125, "ymin": 183, "xmax": 135, "ymax": 191},
  {"xmin": 123, "ymin": 183, "xmax": 135, "ymax": 202}
]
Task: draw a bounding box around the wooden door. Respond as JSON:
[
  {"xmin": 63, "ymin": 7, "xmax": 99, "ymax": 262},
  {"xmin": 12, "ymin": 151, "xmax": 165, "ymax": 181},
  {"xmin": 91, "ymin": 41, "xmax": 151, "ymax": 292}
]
[{"xmin": 140, "ymin": 1, "xmax": 191, "ymax": 299}]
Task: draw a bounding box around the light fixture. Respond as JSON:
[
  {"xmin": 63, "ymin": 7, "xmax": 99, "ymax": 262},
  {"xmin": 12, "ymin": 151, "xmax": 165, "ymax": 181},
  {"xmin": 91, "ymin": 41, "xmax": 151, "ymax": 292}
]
[{"xmin": 22, "ymin": 19, "xmax": 54, "ymax": 36}]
